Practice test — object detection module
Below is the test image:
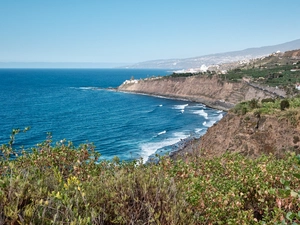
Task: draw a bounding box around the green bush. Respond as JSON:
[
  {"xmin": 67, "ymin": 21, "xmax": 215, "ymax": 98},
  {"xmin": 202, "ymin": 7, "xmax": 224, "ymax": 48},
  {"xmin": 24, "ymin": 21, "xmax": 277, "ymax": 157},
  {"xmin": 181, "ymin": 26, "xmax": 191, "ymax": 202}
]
[
  {"xmin": 1, "ymin": 131, "xmax": 300, "ymax": 224},
  {"xmin": 281, "ymin": 100, "xmax": 290, "ymax": 111},
  {"xmin": 249, "ymin": 99, "xmax": 259, "ymax": 109},
  {"xmin": 232, "ymin": 97, "xmax": 300, "ymax": 116},
  {"xmin": 261, "ymin": 98, "xmax": 275, "ymax": 103},
  {"xmin": 231, "ymin": 101, "xmax": 250, "ymax": 115}
]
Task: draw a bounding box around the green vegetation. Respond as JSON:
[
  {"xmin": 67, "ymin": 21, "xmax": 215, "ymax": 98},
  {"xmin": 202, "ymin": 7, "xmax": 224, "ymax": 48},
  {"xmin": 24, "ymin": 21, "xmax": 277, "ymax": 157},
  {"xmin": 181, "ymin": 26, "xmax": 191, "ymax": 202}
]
[
  {"xmin": 221, "ymin": 63, "xmax": 300, "ymax": 93},
  {"xmin": 168, "ymin": 72, "xmax": 203, "ymax": 78},
  {"xmin": 232, "ymin": 97, "xmax": 300, "ymax": 118},
  {"xmin": 167, "ymin": 70, "xmax": 218, "ymax": 78},
  {"xmin": 1, "ymin": 129, "xmax": 300, "ymax": 224},
  {"xmin": 281, "ymin": 100, "xmax": 290, "ymax": 111}
]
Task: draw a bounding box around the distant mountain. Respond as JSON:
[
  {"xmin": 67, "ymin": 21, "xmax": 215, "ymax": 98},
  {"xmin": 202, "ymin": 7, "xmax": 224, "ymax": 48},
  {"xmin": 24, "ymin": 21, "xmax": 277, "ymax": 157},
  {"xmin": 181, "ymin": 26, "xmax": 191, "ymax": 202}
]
[{"xmin": 126, "ymin": 39, "xmax": 300, "ymax": 69}]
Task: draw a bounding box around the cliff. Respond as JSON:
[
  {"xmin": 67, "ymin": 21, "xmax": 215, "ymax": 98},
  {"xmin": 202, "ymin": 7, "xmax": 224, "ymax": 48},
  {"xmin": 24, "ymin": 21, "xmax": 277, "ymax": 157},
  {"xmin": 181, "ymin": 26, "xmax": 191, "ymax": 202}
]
[
  {"xmin": 118, "ymin": 75, "xmax": 280, "ymax": 111},
  {"xmin": 174, "ymin": 106, "xmax": 300, "ymax": 159},
  {"xmin": 118, "ymin": 73, "xmax": 300, "ymax": 160}
]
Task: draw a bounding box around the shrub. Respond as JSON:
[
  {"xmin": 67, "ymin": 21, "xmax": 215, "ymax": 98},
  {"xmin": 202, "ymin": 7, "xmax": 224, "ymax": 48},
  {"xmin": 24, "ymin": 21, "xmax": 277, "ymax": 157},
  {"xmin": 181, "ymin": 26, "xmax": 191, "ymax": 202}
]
[
  {"xmin": 293, "ymin": 136, "xmax": 300, "ymax": 144},
  {"xmin": 253, "ymin": 110, "xmax": 261, "ymax": 118},
  {"xmin": 261, "ymin": 98, "xmax": 275, "ymax": 103},
  {"xmin": 280, "ymin": 99, "xmax": 290, "ymax": 111},
  {"xmin": 231, "ymin": 101, "xmax": 250, "ymax": 115},
  {"xmin": 249, "ymin": 99, "xmax": 259, "ymax": 109},
  {"xmin": 1, "ymin": 131, "xmax": 300, "ymax": 224},
  {"xmin": 278, "ymin": 109, "xmax": 299, "ymax": 126}
]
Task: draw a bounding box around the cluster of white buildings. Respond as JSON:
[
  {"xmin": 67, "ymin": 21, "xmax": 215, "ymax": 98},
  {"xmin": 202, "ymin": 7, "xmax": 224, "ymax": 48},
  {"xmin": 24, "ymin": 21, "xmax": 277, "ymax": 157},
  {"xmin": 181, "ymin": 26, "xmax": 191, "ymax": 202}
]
[{"xmin": 122, "ymin": 79, "xmax": 139, "ymax": 85}]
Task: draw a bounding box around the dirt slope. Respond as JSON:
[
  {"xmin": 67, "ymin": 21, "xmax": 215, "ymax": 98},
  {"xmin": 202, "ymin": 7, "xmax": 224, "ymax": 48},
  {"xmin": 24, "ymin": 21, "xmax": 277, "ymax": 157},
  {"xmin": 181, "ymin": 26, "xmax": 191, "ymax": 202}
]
[
  {"xmin": 118, "ymin": 75, "xmax": 279, "ymax": 111},
  {"xmin": 177, "ymin": 110, "xmax": 300, "ymax": 159}
]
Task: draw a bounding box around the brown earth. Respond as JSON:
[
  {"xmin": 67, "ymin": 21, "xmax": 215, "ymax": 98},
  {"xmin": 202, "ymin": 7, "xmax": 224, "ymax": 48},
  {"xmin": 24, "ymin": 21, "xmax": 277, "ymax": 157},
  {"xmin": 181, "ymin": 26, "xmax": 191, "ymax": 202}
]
[
  {"xmin": 283, "ymin": 49, "xmax": 300, "ymax": 58},
  {"xmin": 118, "ymin": 75, "xmax": 279, "ymax": 111},
  {"xmin": 174, "ymin": 109, "xmax": 300, "ymax": 159}
]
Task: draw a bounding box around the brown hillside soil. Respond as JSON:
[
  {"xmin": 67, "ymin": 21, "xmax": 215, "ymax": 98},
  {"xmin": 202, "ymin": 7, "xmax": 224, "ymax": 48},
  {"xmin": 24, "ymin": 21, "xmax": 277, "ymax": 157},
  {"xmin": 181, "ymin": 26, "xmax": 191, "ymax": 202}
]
[
  {"xmin": 118, "ymin": 75, "xmax": 278, "ymax": 111},
  {"xmin": 177, "ymin": 109, "xmax": 300, "ymax": 159},
  {"xmin": 283, "ymin": 49, "xmax": 300, "ymax": 58}
]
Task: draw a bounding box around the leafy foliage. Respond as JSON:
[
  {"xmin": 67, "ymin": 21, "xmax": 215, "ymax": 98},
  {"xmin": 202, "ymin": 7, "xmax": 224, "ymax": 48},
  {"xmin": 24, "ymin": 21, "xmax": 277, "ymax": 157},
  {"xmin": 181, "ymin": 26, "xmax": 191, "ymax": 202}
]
[
  {"xmin": 0, "ymin": 131, "xmax": 300, "ymax": 224},
  {"xmin": 281, "ymin": 100, "xmax": 290, "ymax": 111},
  {"xmin": 221, "ymin": 62, "xmax": 300, "ymax": 88},
  {"xmin": 169, "ymin": 72, "xmax": 202, "ymax": 78},
  {"xmin": 261, "ymin": 98, "xmax": 275, "ymax": 104}
]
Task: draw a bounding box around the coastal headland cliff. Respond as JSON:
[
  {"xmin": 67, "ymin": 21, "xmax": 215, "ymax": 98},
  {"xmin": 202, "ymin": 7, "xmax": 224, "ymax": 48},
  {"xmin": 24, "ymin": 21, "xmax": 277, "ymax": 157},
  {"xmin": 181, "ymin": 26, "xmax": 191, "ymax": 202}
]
[
  {"xmin": 175, "ymin": 108, "xmax": 300, "ymax": 159},
  {"xmin": 118, "ymin": 75, "xmax": 281, "ymax": 111},
  {"xmin": 118, "ymin": 49, "xmax": 300, "ymax": 159}
]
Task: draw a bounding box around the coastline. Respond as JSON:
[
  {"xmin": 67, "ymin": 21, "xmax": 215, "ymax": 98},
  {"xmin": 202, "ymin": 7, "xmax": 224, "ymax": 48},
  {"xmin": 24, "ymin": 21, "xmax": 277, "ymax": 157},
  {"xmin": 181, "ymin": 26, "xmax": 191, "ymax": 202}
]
[
  {"xmin": 113, "ymin": 74, "xmax": 269, "ymax": 160},
  {"xmin": 168, "ymin": 136, "xmax": 198, "ymax": 159},
  {"xmin": 110, "ymin": 87, "xmax": 230, "ymax": 161},
  {"xmin": 115, "ymin": 89, "xmax": 234, "ymax": 111}
]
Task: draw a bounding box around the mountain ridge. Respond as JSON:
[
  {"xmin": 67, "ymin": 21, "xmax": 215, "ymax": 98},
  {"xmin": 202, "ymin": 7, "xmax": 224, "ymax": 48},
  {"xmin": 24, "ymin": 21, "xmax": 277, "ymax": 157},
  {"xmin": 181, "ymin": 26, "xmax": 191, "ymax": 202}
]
[{"xmin": 127, "ymin": 39, "xmax": 300, "ymax": 69}]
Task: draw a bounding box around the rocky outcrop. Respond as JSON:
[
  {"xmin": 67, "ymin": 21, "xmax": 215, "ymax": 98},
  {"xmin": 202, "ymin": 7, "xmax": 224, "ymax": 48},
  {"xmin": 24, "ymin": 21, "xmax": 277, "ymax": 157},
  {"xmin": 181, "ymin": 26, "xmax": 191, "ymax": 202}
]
[
  {"xmin": 176, "ymin": 110, "xmax": 300, "ymax": 159},
  {"xmin": 118, "ymin": 75, "xmax": 279, "ymax": 111}
]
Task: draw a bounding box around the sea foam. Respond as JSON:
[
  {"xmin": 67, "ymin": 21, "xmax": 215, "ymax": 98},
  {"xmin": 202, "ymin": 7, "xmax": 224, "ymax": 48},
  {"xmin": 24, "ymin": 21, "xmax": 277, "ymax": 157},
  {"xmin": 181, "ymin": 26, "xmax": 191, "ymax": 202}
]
[
  {"xmin": 157, "ymin": 130, "xmax": 167, "ymax": 136},
  {"xmin": 140, "ymin": 131, "xmax": 189, "ymax": 162},
  {"xmin": 192, "ymin": 109, "xmax": 208, "ymax": 119},
  {"xmin": 173, "ymin": 104, "xmax": 188, "ymax": 110}
]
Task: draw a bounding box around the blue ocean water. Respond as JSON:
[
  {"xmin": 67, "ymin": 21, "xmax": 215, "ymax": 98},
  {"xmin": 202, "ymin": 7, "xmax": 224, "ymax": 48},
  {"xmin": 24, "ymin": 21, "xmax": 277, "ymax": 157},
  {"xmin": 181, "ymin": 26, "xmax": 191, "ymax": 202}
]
[{"xmin": 0, "ymin": 69, "xmax": 225, "ymax": 161}]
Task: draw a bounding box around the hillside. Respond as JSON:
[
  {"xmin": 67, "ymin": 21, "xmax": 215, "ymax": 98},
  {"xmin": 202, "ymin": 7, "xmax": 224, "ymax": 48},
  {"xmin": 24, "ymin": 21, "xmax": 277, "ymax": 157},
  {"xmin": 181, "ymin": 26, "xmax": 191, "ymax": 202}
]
[
  {"xmin": 118, "ymin": 49, "xmax": 300, "ymax": 111},
  {"xmin": 126, "ymin": 39, "xmax": 300, "ymax": 69},
  {"xmin": 118, "ymin": 75, "xmax": 281, "ymax": 111},
  {"xmin": 176, "ymin": 98, "xmax": 300, "ymax": 159}
]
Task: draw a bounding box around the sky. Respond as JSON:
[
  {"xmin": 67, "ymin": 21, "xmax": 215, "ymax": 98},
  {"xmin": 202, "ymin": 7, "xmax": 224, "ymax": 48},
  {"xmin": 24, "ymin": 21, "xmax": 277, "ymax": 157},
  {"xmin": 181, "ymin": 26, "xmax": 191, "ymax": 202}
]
[{"xmin": 0, "ymin": 0, "xmax": 300, "ymax": 67}]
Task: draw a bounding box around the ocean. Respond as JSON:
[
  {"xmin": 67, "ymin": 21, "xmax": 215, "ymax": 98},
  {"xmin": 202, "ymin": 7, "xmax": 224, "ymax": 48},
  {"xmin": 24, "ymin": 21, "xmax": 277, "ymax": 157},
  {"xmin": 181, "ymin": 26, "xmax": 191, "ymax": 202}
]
[{"xmin": 0, "ymin": 69, "xmax": 225, "ymax": 162}]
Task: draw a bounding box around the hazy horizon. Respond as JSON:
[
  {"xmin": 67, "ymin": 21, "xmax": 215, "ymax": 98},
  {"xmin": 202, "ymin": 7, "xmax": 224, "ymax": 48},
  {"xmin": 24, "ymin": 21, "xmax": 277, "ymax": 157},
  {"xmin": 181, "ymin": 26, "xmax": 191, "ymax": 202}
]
[
  {"xmin": 0, "ymin": 62, "xmax": 131, "ymax": 69},
  {"xmin": 1, "ymin": 0, "xmax": 300, "ymax": 68}
]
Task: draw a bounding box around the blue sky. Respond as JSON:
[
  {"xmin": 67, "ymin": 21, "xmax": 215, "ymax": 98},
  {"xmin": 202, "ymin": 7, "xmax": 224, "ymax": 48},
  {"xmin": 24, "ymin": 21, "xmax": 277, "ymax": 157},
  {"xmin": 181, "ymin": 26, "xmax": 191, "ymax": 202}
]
[{"xmin": 1, "ymin": 0, "xmax": 300, "ymax": 66}]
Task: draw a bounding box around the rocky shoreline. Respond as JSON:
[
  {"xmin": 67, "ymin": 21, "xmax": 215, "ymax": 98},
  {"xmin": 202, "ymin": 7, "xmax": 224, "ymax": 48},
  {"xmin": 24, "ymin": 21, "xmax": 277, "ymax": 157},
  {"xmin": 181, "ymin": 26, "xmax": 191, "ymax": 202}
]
[
  {"xmin": 117, "ymin": 75, "xmax": 278, "ymax": 112},
  {"xmin": 117, "ymin": 89, "xmax": 235, "ymax": 111},
  {"xmin": 171, "ymin": 108, "xmax": 300, "ymax": 160},
  {"xmin": 116, "ymin": 75, "xmax": 287, "ymax": 160},
  {"xmin": 114, "ymin": 71, "xmax": 300, "ymax": 161}
]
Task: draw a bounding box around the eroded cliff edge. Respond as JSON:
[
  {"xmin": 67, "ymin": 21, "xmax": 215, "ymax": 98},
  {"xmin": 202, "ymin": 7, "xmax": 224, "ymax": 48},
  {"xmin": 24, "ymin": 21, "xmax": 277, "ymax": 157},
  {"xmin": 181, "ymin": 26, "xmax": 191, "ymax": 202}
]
[
  {"xmin": 175, "ymin": 108, "xmax": 300, "ymax": 159},
  {"xmin": 117, "ymin": 75, "xmax": 280, "ymax": 111}
]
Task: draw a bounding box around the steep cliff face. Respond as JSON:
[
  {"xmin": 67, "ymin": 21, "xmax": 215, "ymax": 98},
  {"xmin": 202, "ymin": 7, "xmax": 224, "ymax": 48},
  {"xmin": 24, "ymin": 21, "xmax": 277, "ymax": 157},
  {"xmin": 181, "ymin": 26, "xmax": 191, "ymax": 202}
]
[
  {"xmin": 118, "ymin": 75, "xmax": 278, "ymax": 111},
  {"xmin": 178, "ymin": 110, "xmax": 300, "ymax": 158}
]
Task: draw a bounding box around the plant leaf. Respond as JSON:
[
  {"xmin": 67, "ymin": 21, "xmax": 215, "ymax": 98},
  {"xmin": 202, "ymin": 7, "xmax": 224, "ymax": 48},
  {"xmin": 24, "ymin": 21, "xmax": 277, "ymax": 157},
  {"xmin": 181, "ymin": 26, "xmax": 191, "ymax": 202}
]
[{"xmin": 292, "ymin": 173, "xmax": 300, "ymax": 179}]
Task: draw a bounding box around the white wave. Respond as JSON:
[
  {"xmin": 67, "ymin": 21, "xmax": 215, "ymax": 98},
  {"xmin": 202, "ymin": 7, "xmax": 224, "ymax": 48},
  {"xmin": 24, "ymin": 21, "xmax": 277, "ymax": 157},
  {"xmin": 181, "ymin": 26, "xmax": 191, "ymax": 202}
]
[
  {"xmin": 195, "ymin": 128, "xmax": 203, "ymax": 133},
  {"xmin": 203, "ymin": 120, "xmax": 217, "ymax": 127},
  {"xmin": 217, "ymin": 110, "xmax": 223, "ymax": 113},
  {"xmin": 157, "ymin": 130, "xmax": 166, "ymax": 136},
  {"xmin": 78, "ymin": 87, "xmax": 97, "ymax": 90},
  {"xmin": 207, "ymin": 113, "xmax": 223, "ymax": 122},
  {"xmin": 217, "ymin": 113, "xmax": 223, "ymax": 120},
  {"xmin": 180, "ymin": 109, "xmax": 184, "ymax": 113},
  {"xmin": 173, "ymin": 104, "xmax": 188, "ymax": 110},
  {"xmin": 192, "ymin": 109, "xmax": 208, "ymax": 119},
  {"xmin": 159, "ymin": 104, "xmax": 163, "ymax": 107},
  {"xmin": 189, "ymin": 104, "xmax": 206, "ymax": 109},
  {"xmin": 140, "ymin": 132, "xmax": 189, "ymax": 162},
  {"xmin": 200, "ymin": 112, "xmax": 224, "ymax": 128}
]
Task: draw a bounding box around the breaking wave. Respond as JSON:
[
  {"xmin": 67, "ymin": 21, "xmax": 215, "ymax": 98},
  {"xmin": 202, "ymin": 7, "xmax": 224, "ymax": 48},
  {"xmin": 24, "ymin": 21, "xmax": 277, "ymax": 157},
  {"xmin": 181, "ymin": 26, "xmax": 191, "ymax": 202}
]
[
  {"xmin": 192, "ymin": 109, "xmax": 208, "ymax": 119},
  {"xmin": 140, "ymin": 132, "xmax": 189, "ymax": 162}
]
